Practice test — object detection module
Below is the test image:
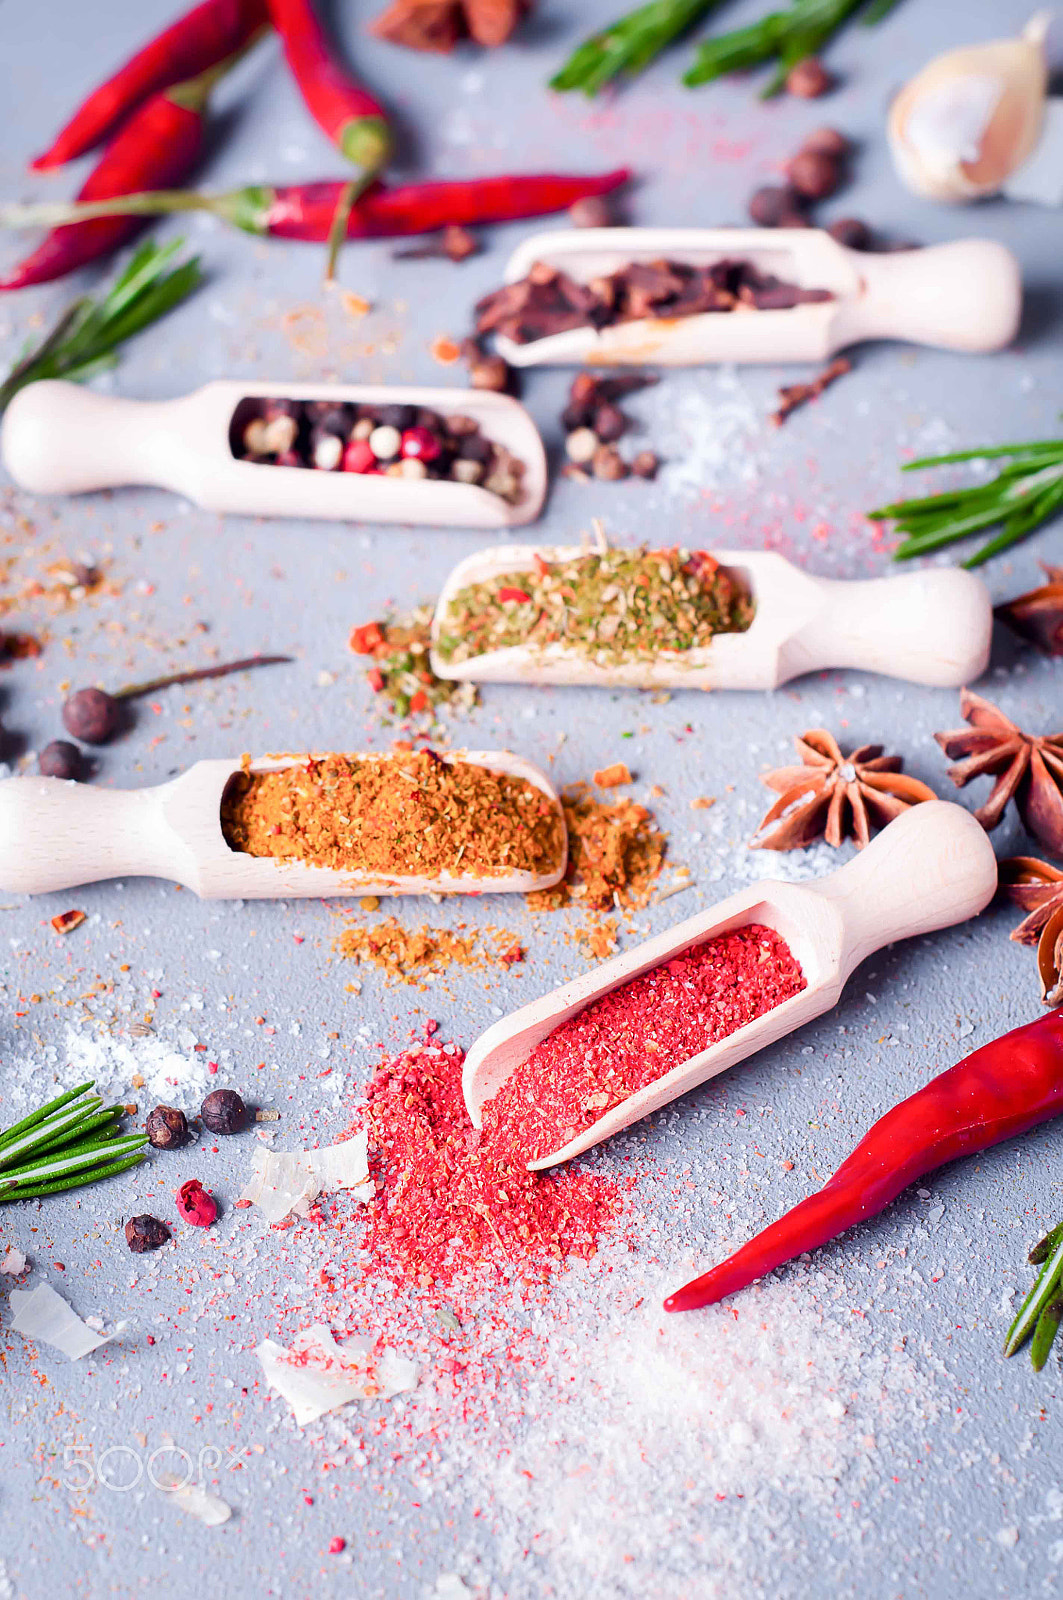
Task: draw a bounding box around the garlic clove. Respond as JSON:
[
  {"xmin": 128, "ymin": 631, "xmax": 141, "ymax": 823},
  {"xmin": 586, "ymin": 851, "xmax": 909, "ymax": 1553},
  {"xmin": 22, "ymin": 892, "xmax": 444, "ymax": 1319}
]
[{"xmin": 888, "ymin": 11, "xmax": 1050, "ymax": 202}]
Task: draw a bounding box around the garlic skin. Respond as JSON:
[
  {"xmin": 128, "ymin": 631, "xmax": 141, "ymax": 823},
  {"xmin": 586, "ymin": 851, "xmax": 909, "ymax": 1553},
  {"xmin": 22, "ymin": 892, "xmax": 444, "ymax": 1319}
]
[{"xmin": 889, "ymin": 12, "xmax": 1049, "ymax": 202}]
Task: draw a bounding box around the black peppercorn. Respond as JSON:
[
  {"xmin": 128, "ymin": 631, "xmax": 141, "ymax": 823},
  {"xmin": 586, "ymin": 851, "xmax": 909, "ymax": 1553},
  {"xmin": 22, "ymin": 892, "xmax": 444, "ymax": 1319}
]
[
  {"xmin": 62, "ymin": 686, "xmax": 121, "ymax": 744},
  {"xmin": 200, "ymin": 1088, "xmax": 247, "ymax": 1134},
  {"xmin": 125, "ymin": 1214, "xmax": 172, "ymax": 1253},
  {"xmin": 593, "ymin": 402, "xmax": 627, "ymax": 443},
  {"xmin": 146, "ymin": 1104, "xmax": 190, "ymax": 1150},
  {"xmin": 788, "ymin": 149, "xmax": 842, "ymax": 201},
  {"xmin": 38, "ymin": 740, "xmax": 82, "ymax": 780}
]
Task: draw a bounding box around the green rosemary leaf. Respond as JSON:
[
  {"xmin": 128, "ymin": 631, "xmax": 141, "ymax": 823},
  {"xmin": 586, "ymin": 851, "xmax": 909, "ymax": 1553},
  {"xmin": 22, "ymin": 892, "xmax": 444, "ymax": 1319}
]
[
  {"xmin": 0, "ymin": 239, "xmax": 203, "ymax": 412},
  {"xmin": 0, "ymin": 1097, "xmax": 103, "ymax": 1171},
  {"xmin": 871, "ymin": 434, "xmax": 1063, "ymax": 565},
  {"xmin": 0, "ymin": 1133, "xmax": 146, "ymax": 1186},
  {"xmin": 0, "ymin": 1082, "xmax": 95, "ymax": 1153},
  {"xmin": 860, "ymin": 0, "xmax": 903, "ymax": 20},
  {"xmin": 30, "ymin": 1108, "xmax": 125, "ymax": 1160},
  {"xmin": 550, "ymin": 0, "xmax": 720, "ymax": 94},
  {"xmin": 684, "ymin": 0, "xmax": 869, "ymax": 89},
  {"xmin": 1030, "ymin": 1298, "xmax": 1063, "ymax": 1372},
  {"xmin": 1004, "ymin": 1233, "xmax": 1063, "ymax": 1358},
  {"xmin": 1029, "ymin": 1221, "xmax": 1063, "ymax": 1266},
  {"xmin": 0, "ymin": 1150, "xmax": 147, "ymax": 1203}
]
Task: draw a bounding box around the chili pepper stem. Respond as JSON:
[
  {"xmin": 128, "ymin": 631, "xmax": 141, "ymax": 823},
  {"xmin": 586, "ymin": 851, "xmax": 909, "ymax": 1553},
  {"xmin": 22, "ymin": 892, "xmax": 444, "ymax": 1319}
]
[
  {"xmin": 167, "ymin": 24, "xmax": 271, "ymax": 113},
  {"xmin": 0, "ymin": 190, "xmax": 262, "ymax": 232},
  {"xmin": 113, "ymin": 652, "xmax": 293, "ymax": 701},
  {"xmin": 324, "ymin": 173, "xmax": 373, "ymax": 283}
]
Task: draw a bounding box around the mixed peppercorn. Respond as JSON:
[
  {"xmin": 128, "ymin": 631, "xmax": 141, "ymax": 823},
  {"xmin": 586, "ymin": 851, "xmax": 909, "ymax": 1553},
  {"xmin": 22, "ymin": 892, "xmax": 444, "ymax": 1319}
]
[
  {"xmin": 231, "ymin": 396, "xmax": 527, "ymax": 503},
  {"xmin": 435, "ymin": 545, "xmax": 753, "ymax": 667}
]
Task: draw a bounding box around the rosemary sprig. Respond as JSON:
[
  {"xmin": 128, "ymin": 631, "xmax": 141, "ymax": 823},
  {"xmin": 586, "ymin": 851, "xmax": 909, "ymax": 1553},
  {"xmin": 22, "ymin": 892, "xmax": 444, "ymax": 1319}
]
[
  {"xmin": 868, "ymin": 436, "xmax": 1063, "ymax": 569},
  {"xmin": 1004, "ymin": 1226, "xmax": 1063, "ymax": 1367},
  {"xmin": 550, "ymin": 0, "xmax": 721, "ymax": 95},
  {"xmin": 0, "ymin": 1084, "xmax": 147, "ymax": 1202},
  {"xmin": 0, "ymin": 238, "xmax": 203, "ymax": 413},
  {"xmin": 550, "ymin": 0, "xmax": 901, "ymax": 97}
]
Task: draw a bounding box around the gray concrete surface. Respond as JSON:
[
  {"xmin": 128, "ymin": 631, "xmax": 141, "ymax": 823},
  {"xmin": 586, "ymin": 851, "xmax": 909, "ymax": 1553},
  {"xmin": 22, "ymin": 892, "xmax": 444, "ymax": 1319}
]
[{"xmin": 1, "ymin": 2, "xmax": 1062, "ymax": 1596}]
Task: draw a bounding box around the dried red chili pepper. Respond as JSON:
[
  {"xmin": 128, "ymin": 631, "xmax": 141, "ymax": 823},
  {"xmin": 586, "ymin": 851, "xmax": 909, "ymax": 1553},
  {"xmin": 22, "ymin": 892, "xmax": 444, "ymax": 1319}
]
[
  {"xmin": 4, "ymin": 169, "xmax": 632, "ymax": 246},
  {"xmin": 665, "ymin": 1008, "xmax": 1063, "ymax": 1313},
  {"xmin": 267, "ymin": 0, "xmax": 391, "ymax": 275},
  {"xmin": 2, "ymin": 41, "xmax": 260, "ymax": 292},
  {"xmin": 30, "ymin": 0, "xmax": 268, "ymax": 171}
]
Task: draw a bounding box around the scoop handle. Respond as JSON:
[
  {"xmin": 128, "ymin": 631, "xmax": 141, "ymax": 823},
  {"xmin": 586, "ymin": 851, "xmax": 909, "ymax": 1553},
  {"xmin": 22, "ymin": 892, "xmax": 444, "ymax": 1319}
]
[
  {"xmin": 0, "ymin": 777, "xmax": 185, "ymax": 893},
  {"xmin": 817, "ymin": 801, "xmax": 998, "ymax": 976},
  {"xmin": 785, "ymin": 566, "xmax": 992, "ymax": 687},
  {"xmin": 0, "ymin": 380, "xmax": 192, "ymax": 496},
  {"xmin": 830, "ymin": 239, "xmax": 1022, "ymax": 353}
]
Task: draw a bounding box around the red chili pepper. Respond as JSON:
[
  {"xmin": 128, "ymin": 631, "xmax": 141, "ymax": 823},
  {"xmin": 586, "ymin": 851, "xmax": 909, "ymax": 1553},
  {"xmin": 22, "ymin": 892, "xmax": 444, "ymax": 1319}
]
[
  {"xmin": 3, "ymin": 169, "xmax": 632, "ymax": 246},
  {"xmin": 665, "ymin": 1008, "xmax": 1063, "ymax": 1313},
  {"xmin": 2, "ymin": 44, "xmax": 255, "ymax": 292},
  {"xmin": 268, "ymin": 0, "xmax": 390, "ymax": 177},
  {"xmin": 30, "ymin": 0, "xmax": 268, "ymax": 172}
]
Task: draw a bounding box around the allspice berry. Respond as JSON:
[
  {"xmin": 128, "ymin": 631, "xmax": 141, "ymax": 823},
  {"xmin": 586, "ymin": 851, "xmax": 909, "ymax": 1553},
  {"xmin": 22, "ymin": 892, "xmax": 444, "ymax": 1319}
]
[
  {"xmin": 569, "ymin": 195, "xmax": 613, "ymax": 228},
  {"xmin": 38, "ymin": 740, "xmax": 82, "ymax": 780},
  {"xmin": 748, "ymin": 186, "xmax": 805, "ymax": 228},
  {"xmin": 146, "ymin": 1104, "xmax": 190, "ymax": 1150},
  {"xmin": 827, "ymin": 217, "xmax": 872, "ymax": 251},
  {"xmin": 788, "ymin": 149, "xmax": 842, "ymax": 201},
  {"xmin": 786, "ymin": 57, "xmax": 832, "ymax": 98},
  {"xmin": 62, "ymin": 686, "xmax": 120, "ymax": 744},
  {"xmin": 593, "ymin": 402, "xmax": 627, "ymax": 443},
  {"xmin": 200, "ymin": 1088, "xmax": 247, "ymax": 1135},
  {"xmin": 799, "ymin": 127, "xmax": 849, "ymax": 158},
  {"xmin": 468, "ymin": 353, "xmax": 510, "ymax": 392},
  {"xmin": 125, "ymin": 1214, "xmax": 172, "ymax": 1254}
]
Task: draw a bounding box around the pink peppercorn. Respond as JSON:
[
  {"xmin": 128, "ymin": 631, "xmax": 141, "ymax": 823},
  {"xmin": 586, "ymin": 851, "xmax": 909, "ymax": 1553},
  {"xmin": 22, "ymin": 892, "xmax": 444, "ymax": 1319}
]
[
  {"xmin": 400, "ymin": 426, "xmax": 441, "ymax": 463},
  {"xmin": 176, "ymin": 1178, "xmax": 217, "ymax": 1227},
  {"xmin": 343, "ymin": 438, "xmax": 376, "ymax": 473},
  {"xmin": 328, "ymin": 1536, "xmax": 346, "ymax": 1554}
]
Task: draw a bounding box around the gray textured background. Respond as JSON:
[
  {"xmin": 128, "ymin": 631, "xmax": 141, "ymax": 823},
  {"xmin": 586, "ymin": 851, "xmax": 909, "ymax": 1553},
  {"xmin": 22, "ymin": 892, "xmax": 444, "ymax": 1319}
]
[{"xmin": 1, "ymin": 1, "xmax": 1062, "ymax": 1596}]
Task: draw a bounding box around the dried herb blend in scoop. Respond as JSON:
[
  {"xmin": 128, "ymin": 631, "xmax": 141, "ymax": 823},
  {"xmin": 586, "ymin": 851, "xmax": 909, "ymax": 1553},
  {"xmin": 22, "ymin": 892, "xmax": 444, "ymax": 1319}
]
[
  {"xmin": 220, "ymin": 750, "xmax": 565, "ymax": 879},
  {"xmin": 435, "ymin": 546, "xmax": 753, "ymax": 667}
]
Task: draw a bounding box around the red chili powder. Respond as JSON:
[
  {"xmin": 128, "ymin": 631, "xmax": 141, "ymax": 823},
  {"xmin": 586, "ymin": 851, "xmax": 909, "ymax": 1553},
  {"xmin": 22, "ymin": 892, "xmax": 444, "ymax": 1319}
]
[
  {"xmin": 355, "ymin": 1043, "xmax": 622, "ymax": 1290},
  {"xmin": 483, "ymin": 924, "xmax": 806, "ymax": 1161}
]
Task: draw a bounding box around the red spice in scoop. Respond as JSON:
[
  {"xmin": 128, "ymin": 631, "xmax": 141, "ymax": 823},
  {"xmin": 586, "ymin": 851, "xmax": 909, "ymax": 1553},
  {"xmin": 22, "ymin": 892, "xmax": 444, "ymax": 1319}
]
[
  {"xmin": 355, "ymin": 1043, "xmax": 621, "ymax": 1289},
  {"xmin": 484, "ymin": 925, "xmax": 806, "ymax": 1161}
]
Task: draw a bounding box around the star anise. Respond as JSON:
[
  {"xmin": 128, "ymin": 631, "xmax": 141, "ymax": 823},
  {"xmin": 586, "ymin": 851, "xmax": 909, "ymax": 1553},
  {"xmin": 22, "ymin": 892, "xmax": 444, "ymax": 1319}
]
[
  {"xmin": 934, "ymin": 688, "xmax": 1063, "ymax": 855},
  {"xmin": 751, "ymin": 729, "xmax": 936, "ymax": 851},
  {"xmin": 995, "ymin": 564, "xmax": 1063, "ymax": 656},
  {"xmin": 999, "ymin": 857, "xmax": 1063, "ymax": 1005},
  {"xmin": 371, "ymin": 0, "xmax": 531, "ymax": 51}
]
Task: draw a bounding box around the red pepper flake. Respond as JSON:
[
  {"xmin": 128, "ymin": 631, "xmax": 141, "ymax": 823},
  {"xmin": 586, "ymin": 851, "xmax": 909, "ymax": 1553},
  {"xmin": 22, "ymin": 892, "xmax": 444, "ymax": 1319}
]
[
  {"xmin": 50, "ymin": 909, "xmax": 86, "ymax": 935},
  {"xmin": 485, "ymin": 926, "xmax": 806, "ymax": 1161},
  {"xmin": 349, "ymin": 1044, "xmax": 621, "ymax": 1290},
  {"xmin": 328, "ymin": 1536, "xmax": 347, "ymax": 1555},
  {"xmin": 349, "ymin": 621, "xmax": 386, "ymax": 654},
  {"xmin": 497, "ymin": 586, "xmax": 532, "ymax": 604}
]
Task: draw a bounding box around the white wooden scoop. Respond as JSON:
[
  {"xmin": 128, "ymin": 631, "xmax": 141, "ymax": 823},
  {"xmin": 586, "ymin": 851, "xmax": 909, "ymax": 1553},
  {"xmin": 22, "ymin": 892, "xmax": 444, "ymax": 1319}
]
[
  {"xmin": 463, "ymin": 801, "xmax": 997, "ymax": 1169},
  {"xmin": 0, "ymin": 751, "xmax": 566, "ymax": 899},
  {"xmin": 430, "ymin": 546, "xmax": 992, "ymax": 690},
  {"xmin": 492, "ymin": 228, "xmax": 1022, "ymax": 366},
  {"xmin": 0, "ymin": 380, "xmax": 547, "ymax": 530}
]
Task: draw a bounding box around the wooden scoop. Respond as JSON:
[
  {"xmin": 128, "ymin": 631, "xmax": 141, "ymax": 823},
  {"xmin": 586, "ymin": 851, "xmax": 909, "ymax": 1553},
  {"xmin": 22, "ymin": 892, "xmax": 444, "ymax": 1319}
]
[
  {"xmin": 462, "ymin": 801, "xmax": 997, "ymax": 1169},
  {"xmin": 492, "ymin": 227, "xmax": 1022, "ymax": 366},
  {"xmin": 0, "ymin": 380, "xmax": 547, "ymax": 530},
  {"xmin": 0, "ymin": 751, "xmax": 566, "ymax": 899},
  {"xmin": 430, "ymin": 546, "xmax": 992, "ymax": 690}
]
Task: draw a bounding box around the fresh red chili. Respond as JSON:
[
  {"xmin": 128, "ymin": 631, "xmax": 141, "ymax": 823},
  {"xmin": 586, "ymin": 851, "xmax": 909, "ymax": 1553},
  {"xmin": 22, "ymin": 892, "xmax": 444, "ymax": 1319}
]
[
  {"xmin": 2, "ymin": 45, "xmax": 256, "ymax": 292},
  {"xmin": 30, "ymin": 0, "xmax": 268, "ymax": 171},
  {"xmin": 3, "ymin": 169, "xmax": 632, "ymax": 245},
  {"xmin": 267, "ymin": 0, "xmax": 390, "ymax": 176},
  {"xmin": 258, "ymin": 169, "xmax": 634, "ymax": 239},
  {"xmin": 665, "ymin": 1008, "xmax": 1063, "ymax": 1313}
]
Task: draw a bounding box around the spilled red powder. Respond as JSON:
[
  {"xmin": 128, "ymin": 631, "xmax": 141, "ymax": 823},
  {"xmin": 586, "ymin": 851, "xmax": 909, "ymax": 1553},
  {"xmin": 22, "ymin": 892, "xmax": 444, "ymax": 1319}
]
[
  {"xmin": 353, "ymin": 1043, "xmax": 622, "ymax": 1289},
  {"xmin": 485, "ymin": 925, "xmax": 806, "ymax": 1161}
]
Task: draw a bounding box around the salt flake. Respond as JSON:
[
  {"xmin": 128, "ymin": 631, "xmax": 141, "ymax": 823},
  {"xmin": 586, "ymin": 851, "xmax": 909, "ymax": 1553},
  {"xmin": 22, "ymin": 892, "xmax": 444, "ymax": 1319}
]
[
  {"xmin": 156, "ymin": 1472, "xmax": 232, "ymax": 1526},
  {"xmin": 256, "ymin": 1324, "xmax": 418, "ymax": 1426},
  {"xmin": 238, "ymin": 1132, "xmax": 373, "ymax": 1224},
  {"xmin": 9, "ymin": 1282, "xmax": 126, "ymax": 1360},
  {"xmin": 1, "ymin": 1246, "xmax": 27, "ymax": 1275}
]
